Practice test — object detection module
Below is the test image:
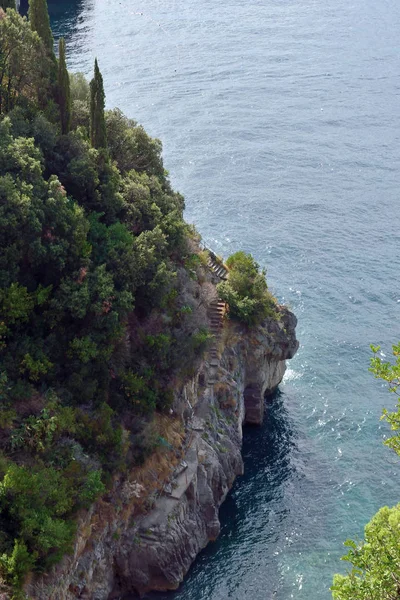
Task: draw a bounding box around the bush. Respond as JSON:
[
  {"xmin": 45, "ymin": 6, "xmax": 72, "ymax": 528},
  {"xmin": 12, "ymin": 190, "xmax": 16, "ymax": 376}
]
[
  {"xmin": 121, "ymin": 370, "xmax": 157, "ymax": 415},
  {"xmin": 0, "ymin": 463, "xmax": 76, "ymax": 574},
  {"xmin": 0, "ymin": 539, "xmax": 35, "ymax": 589},
  {"xmin": 191, "ymin": 327, "xmax": 213, "ymax": 353},
  {"xmin": 217, "ymin": 251, "xmax": 278, "ymax": 326},
  {"xmin": 80, "ymin": 470, "xmax": 105, "ymax": 506}
]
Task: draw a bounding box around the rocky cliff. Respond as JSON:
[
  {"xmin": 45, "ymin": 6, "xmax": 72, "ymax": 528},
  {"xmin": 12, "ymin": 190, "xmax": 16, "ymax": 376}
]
[{"xmin": 24, "ymin": 307, "xmax": 298, "ymax": 600}]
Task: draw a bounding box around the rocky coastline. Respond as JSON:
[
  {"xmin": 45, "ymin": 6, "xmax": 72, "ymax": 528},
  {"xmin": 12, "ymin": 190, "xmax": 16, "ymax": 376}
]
[{"xmin": 25, "ymin": 307, "xmax": 298, "ymax": 600}]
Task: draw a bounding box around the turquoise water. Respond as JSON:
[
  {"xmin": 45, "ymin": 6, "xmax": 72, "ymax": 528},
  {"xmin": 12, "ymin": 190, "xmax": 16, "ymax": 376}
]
[{"xmin": 50, "ymin": 1, "xmax": 400, "ymax": 598}]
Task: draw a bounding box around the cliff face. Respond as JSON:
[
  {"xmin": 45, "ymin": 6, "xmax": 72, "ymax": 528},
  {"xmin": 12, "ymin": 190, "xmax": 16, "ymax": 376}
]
[{"xmin": 25, "ymin": 307, "xmax": 298, "ymax": 600}]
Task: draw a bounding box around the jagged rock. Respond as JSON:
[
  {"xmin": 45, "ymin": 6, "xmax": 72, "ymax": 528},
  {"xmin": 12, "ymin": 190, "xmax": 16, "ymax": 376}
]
[{"xmin": 242, "ymin": 306, "xmax": 299, "ymax": 424}]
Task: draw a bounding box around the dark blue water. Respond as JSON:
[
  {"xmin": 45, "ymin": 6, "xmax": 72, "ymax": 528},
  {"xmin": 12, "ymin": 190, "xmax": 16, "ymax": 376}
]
[{"xmin": 51, "ymin": 1, "xmax": 400, "ymax": 598}]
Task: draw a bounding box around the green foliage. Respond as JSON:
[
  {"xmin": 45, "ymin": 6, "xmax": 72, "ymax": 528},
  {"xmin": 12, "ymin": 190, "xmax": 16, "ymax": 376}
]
[
  {"xmin": 74, "ymin": 403, "xmax": 124, "ymax": 467},
  {"xmin": 191, "ymin": 327, "xmax": 213, "ymax": 352},
  {"xmin": 217, "ymin": 251, "xmax": 278, "ymax": 326},
  {"xmin": 0, "ymin": 463, "xmax": 76, "ymax": 568},
  {"xmin": 69, "ymin": 72, "xmax": 89, "ymax": 130},
  {"xmin": 0, "ymin": 283, "xmax": 34, "ymax": 325},
  {"xmin": 0, "ymin": 9, "xmax": 48, "ymax": 114},
  {"xmin": 57, "ymin": 38, "xmax": 71, "ymax": 134},
  {"xmin": 20, "ymin": 352, "xmax": 53, "ymax": 382},
  {"xmin": 332, "ymin": 504, "xmax": 400, "ymax": 600},
  {"xmin": 370, "ymin": 343, "xmax": 400, "ymax": 456},
  {"xmin": 0, "ymin": 540, "xmax": 34, "ymax": 589},
  {"xmin": 105, "ymin": 108, "xmax": 173, "ymax": 183},
  {"xmin": 121, "ymin": 370, "xmax": 157, "ymax": 415},
  {"xmin": 68, "ymin": 336, "xmax": 99, "ymax": 364},
  {"xmin": 331, "ymin": 344, "xmax": 400, "ymax": 598},
  {"xmin": 80, "ymin": 470, "xmax": 105, "ymax": 506},
  {"xmin": 11, "ymin": 408, "xmax": 58, "ymax": 453},
  {"xmin": 70, "ymin": 72, "xmax": 89, "ymax": 103},
  {"xmin": 90, "ymin": 59, "xmax": 107, "ymax": 149}
]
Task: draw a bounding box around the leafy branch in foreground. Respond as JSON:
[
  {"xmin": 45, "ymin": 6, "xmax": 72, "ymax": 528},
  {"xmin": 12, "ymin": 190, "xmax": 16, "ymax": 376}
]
[
  {"xmin": 370, "ymin": 343, "xmax": 400, "ymax": 456},
  {"xmin": 331, "ymin": 343, "xmax": 400, "ymax": 600}
]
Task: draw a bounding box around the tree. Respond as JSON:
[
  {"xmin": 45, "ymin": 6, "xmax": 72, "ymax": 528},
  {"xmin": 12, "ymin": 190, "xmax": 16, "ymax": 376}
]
[
  {"xmin": 57, "ymin": 37, "xmax": 71, "ymax": 134},
  {"xmin": 28, "ymin": 0, "xmax": 54, "ymax": 56},
  {"xmin": 217, "ymin": 251, "xmax": 278, "ymax": 325},
  {"xmin": 331, "ymin": 344, "xmax": 400, "ymax": 599},
  {"xmin": 332, "ymin": 504, "xmax": 400, "ymax": 600},
  {"xmin": 0, "ymin": 9, "xmax": 47, "ymax": 114},
  {"xmin": 105, "ymin": 108, "xmax": 166, "ymax": 180},
  {"xmin": 0, "ymin": 0, "xmax": 16, "ymax": 9},
  {"xmin": 89, "ymin": 58, "xmax": 107, "ymax": 149}
]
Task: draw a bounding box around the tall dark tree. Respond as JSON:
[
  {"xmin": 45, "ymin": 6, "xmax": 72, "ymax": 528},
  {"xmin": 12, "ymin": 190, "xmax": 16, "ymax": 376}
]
[
  {"xmin": 0, "ymin": 0, "xmax": 16, "ymax": 9},
  {"xmin": 57, "ymin": 37, "xmax": 71, "ymax": 134},
  {"xmin": 28, "ymin": 0, "xmax": 54, "ymax": 56},
  {"xmin": 90, "ymin": 58, "xmax": 107, "ymax": 149}
]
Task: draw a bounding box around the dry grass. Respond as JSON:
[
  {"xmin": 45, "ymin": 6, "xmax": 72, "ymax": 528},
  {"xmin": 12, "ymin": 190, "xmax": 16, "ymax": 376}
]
[{"xmin": 76, "ymin": 413, "xmax": 187, "ymax": 543}]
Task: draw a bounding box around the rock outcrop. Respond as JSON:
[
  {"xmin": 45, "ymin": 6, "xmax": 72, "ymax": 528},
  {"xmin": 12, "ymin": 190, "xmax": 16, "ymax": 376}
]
[{"xmin": 24, "ymin": 307, "xmax": 298, "ymax": 600}]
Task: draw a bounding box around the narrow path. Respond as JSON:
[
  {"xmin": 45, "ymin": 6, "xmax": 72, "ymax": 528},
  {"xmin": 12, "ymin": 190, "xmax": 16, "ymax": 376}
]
[
  {"xmin": 205, "ymin": 250, "xmax": 229, "ymax": 385},
  {"xmin": 207, "ymin": 300, "xmax": 227, "ymax": 384},
  {"xmin": 162, "ymin": 248, "xmax": 229, "ymax": 498},
  {"xmin": 207, "ymin": 252, "xmax": 229, "ymax": 281}
]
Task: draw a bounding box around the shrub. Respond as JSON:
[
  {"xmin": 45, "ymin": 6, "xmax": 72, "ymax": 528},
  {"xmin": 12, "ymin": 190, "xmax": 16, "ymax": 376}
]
[
  {"xmin": 80, "ymin": 470, "xmax": 105, "ymax": 506},
  {"xmin": 121, "ymin": 371, "xmax": 157, "ymax": 415},
  {"xmin": 217, "ymin": 251, "xmax": 278, "ymax": 326},
  {"xmin": 0, "ymin": 539, "xmax": 35, "ymax": 589},
  {"xmin": 11, "ymin": 408, "xmax": 58, "ymax": 453},
  {"xmin": 191, "ymin": 328, "xmax": 213, "ymax": 353}
]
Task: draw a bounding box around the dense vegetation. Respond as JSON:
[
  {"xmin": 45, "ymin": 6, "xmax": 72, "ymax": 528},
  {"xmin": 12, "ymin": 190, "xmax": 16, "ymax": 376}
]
[
  {"xmin": 217, "ymin": 251, "xmax": 278, "ymax": 325},
  {"xmin": 0, "ymin": 2, "xmax": 215, "ymax": 593},
  {"xmin": 331, "ymin": 344, "xmax": 400, "ymax": 599}
]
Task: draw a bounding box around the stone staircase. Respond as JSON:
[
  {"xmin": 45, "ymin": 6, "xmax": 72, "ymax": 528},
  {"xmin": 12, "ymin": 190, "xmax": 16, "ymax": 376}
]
[
  {"xmin": 207, "ymin": 303, "xmax": 226, "ymax": 383},
  {"xmin": 207, "ymin": 252, "xmax": 229, "ymax": 281},
  {"xmin": 205, "ymin": 251, "xmax": 228, "ymax": 384},
  {"xmin": 160, "ymin": 247, "xmax": 229, "ymax": 500}
]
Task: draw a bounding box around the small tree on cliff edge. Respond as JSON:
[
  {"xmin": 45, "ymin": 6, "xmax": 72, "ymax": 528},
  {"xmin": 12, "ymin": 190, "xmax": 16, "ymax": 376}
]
[
  {"xmin": 28, "ymin": 0, "xmax": 54, "ymax": 58},
  {"xmin": 90, "ymin": 59, "xmax": 107, "ymax": 149},
  {"xmin": 0, "ymin": 0, "xmax": 16, "ymax": 10},
  {"xmin": 58, "ymin": 37, "xmax": 71, "ymax": 134}
]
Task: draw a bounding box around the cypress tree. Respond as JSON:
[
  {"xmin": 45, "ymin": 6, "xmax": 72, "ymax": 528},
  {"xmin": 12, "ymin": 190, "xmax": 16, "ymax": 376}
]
[
  {"xmin": 0, "ymin": 0, "xmax": 16, "ymax": 9},
  {"xmin": 90, "ymin": 59, "xmax": 107, "ymax": 149},
  {"xmin": 28, "ymin": 0, "xmax": 54, "ymax": 55},
  {"xmin": 58, "ymin": 37, "xmax": 71, "ymax": 134}
]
